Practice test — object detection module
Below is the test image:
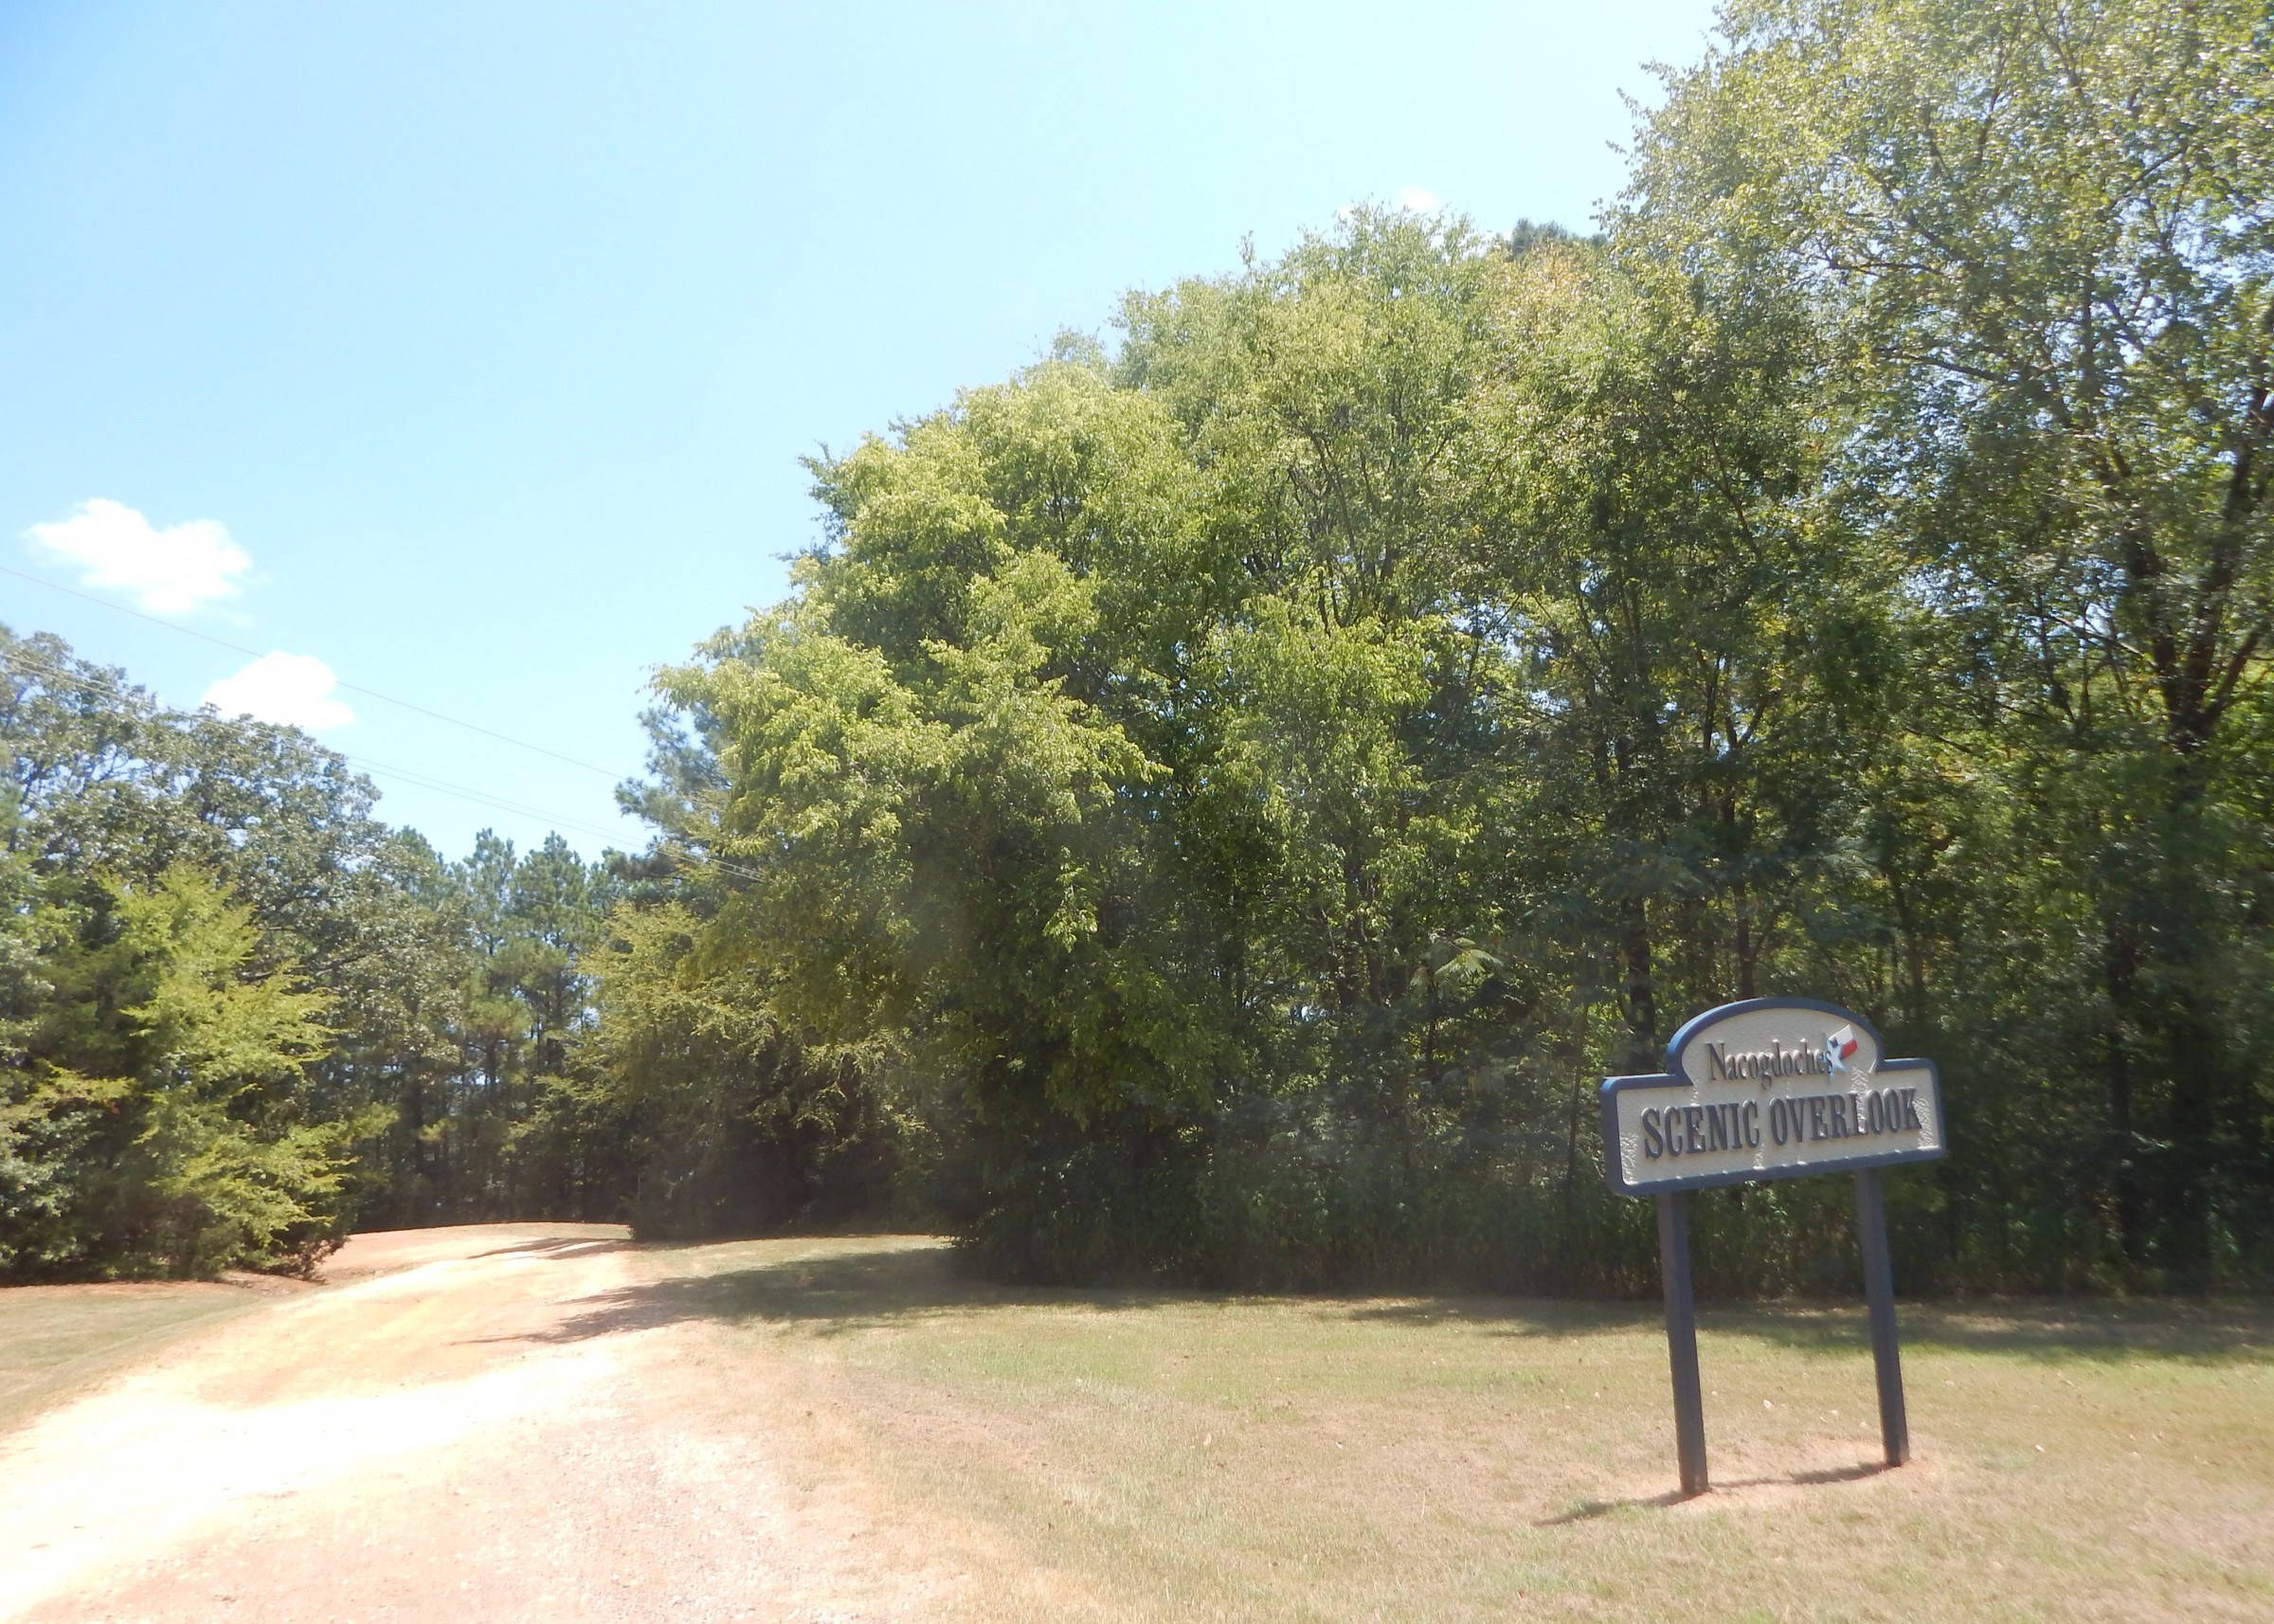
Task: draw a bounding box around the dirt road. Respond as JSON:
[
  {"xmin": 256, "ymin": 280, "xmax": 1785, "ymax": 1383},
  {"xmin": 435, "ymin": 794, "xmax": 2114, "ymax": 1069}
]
[{"xmin": 0, "ymin": 1225, "xmax": 957, "ymax": 1623}]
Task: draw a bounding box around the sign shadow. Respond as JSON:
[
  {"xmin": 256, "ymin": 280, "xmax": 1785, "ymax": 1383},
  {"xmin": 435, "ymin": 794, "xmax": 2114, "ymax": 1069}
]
[{"xmin": 1536, "ymin": 1458, "xmax": 1893, "ymax": 1524}]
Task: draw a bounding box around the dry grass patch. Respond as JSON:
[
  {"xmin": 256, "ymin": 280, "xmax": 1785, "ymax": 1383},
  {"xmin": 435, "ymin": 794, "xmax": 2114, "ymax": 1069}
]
[
  {"xmin": 0, "ymin": 1280, "xmax": 277, "ymax": 1435},
  {"xmin": 613, "ymin": 1236, "xmax": 2274, "ymax": 1624}
]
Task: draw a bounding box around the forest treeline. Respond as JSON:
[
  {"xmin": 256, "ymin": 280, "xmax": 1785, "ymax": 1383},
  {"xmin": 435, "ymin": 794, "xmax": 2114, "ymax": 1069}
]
[
  {"xmin": 0, "ymin": 624, "xmax": 889, "ymax": 1273},
  {"xmin": 6, "ymin": 0, "xmax": 2271, "ymax": 1292}
]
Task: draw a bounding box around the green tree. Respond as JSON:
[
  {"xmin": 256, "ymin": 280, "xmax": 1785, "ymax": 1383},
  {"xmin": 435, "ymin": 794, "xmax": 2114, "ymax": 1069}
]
[
  {"xmin": 1630, "ymin": 0, "xmax": 2274, "ymax": 1278},
  {"xmin": 583, "ymin": 900, "xmax": 892, "ymax": 1236},
  {"xmin": 7, "ymin": 865, "xmax": 363, "ymax": 1276}
]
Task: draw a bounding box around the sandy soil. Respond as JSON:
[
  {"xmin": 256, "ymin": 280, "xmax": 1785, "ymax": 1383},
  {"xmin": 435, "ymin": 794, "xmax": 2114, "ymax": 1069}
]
[{"xmin": 0, "ymin": 1224, "xmax": 962, "ymax": 1623}]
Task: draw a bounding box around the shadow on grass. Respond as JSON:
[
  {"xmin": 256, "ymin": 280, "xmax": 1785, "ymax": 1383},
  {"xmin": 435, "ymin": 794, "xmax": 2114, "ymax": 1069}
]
[
  {"xmin": 1348, "ymin": 1294, "xmax": 2274, "ymax": 1364},
  {"xmin": 1537, "ymin": 1461, "xmax": 1893, "ymax": 1525},
  {"xmin": 1345, "ymin": 1299, "xmax": 1653, "ymax": 1337},
  {"xmin": 1707, "ymin": 1299, "xmax": 2274, "ymax": 1365},
  {"xmin": 478, "ymin": 1244, "xmax": 1198, "ymax": 1345},
  {"xmin": 470, "ymin": 1238, "xmax": 2274, "ymax": 1365}
]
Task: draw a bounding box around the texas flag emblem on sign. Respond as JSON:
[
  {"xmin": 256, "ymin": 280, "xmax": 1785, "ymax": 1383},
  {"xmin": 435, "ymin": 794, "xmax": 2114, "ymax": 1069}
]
[{"xmin": 1827, "ymin": 1025, "xmax": 1860, "ymax": 1069}]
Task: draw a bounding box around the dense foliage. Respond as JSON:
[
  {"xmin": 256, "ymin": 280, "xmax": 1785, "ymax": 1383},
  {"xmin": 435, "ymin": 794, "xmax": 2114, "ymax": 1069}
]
[
  {"xmin": 641, "ymin": 0, "xmax": 2274, "ymax": 1292},
  {"xmin": 0, "ymin": 625, "xmax": 891, "ymax": 1277},
  {"xmin": 2, "ymin": 628, "xmax": 412, "ymax": 1274},
  {"xmin": 4, "ymin": 0, "xmax": 2267, "ymax": 1291}
]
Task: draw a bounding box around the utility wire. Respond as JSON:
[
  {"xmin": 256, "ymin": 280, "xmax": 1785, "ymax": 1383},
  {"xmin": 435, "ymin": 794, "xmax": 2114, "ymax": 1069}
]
[
  {"xmin": 0, "ymin": 641, "xmax": 768, "ymax": 886},
  {"xmin": 1, "ymin": 640, "xmax": 767, "ymax": 883},
  {"xmin": 0, "ymin": 562, "xmax": 630, "ymax": 781}
]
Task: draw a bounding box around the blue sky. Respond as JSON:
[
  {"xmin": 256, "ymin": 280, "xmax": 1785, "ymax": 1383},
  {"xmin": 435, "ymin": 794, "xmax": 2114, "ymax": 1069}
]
[{"xmin": 0, "ymin": 0, "xmax": 1719, "ymax": 861}]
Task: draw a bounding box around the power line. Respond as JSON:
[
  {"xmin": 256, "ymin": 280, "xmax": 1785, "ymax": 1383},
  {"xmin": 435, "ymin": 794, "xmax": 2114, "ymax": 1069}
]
[
  {"xmin": 0, "ymin": 562, "xmax": 631, "ymax": 781},
  {"xmin": 0, "ymin": 639, "xmax": 767, "ymax": 882},
  {"xmin": 0, "ymin": 640, "xmax": 768, "ymax": 886}
]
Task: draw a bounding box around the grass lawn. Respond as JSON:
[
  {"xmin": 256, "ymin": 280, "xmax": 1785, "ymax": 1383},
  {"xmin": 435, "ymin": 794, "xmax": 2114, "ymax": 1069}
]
[
  {"xmin": 0, "ymin": 1279, "xmax": 274, "ymax": 1435},
  {"xmin": 625, "ymin": 1236, "xmax": 2274, "ymax": 1623}
]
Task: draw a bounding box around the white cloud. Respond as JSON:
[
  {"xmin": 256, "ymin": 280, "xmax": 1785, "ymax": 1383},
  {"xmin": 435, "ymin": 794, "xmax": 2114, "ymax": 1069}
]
[
  {"xmin": 203, "ymin": 653, "xmax": 354, "ymax": 731},
  {"xmin": 24, "ymin": 497, "xmax": 252, "ymax": 615},
  {"xmin": 1396, "ymin": 186, "xmax": 1444, "ymax": 214}
]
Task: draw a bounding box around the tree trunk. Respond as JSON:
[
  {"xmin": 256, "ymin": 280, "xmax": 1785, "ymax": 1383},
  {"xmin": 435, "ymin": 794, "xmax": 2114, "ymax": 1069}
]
[
  {"xmin": 2103, "ymin": 915, "xmax": 2142, "ymax": 1264},
  {"xmin": 1619, "ymin": 893, "xmax": 1657, "ymax": 1072}
]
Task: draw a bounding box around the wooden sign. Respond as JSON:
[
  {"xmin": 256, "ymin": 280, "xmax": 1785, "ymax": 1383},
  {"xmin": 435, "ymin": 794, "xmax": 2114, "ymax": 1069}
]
[{"xmin": 1600, "ymin": 998, "xmax": 1943, "ymax": 1496}]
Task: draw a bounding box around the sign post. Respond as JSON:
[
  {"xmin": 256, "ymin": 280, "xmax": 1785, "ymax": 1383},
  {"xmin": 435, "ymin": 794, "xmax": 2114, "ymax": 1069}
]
[
  {"xmin": 1853, "ymin": 1168, "xmax": 1907, "ymax": 1465},
  {"xmin": 1655, "ymin": 1191, "xmax": 1708, "ymax": 1494},
  {"xmin": 1601, "ymin": 998, "xmax": 1944, "ymax": 1492}
]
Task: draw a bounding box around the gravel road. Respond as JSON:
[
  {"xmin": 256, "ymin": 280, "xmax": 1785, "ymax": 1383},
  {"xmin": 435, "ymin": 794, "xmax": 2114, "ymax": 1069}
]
[{"xmin": 0, "ymin": 1225, "xmax": 956, "ymax": 1623}]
